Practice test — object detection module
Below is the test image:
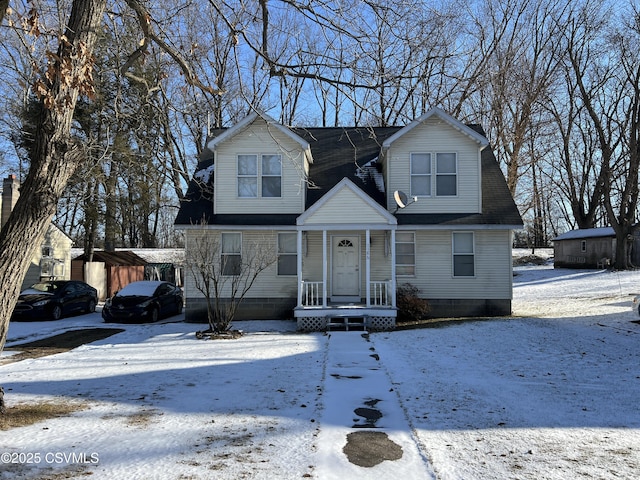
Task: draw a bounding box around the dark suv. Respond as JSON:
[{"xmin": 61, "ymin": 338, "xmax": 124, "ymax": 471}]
[{"xmin": 12, "ymin": 280, "xmax": 99, "ymax": 321}]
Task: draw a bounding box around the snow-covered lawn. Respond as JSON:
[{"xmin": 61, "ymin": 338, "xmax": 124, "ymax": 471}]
[{"xmin": 1, "ymin": 262, "xmax": 639, "ymax": 479}]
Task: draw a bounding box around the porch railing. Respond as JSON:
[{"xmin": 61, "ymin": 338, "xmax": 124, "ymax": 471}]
[
  {"xmin": 370, "ymin": 280, "xmax": 391, "ymax": 306},
  {"xmin": 300, "ymin": 280, "xmax": 393, "ymax": 307},
  {"xmin": 301, "ymin": 280, "xmax": 324, "ymax": 306}
]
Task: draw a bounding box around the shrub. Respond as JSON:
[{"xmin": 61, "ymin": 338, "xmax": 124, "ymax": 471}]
[{"xmin": 396, "ymin": 283, "xmax": 430, "ymax": 322}]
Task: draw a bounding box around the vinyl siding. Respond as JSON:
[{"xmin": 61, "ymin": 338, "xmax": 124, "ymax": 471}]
[
  {"xmin": 184, "ymin": 229, "xmax": 297, "ymax": 300},
  {"xmin": 214, "ymin": 119, "xmax": 307, "ymax": 215},
  {"xmin": 302, "ymin": 187, "xmax": 390, "ymax": 225},
  {"xmin": 404, "ymin": 229, "xmax": 513, "ymax": 300},
  {"xmin": 22, "ymin": 226, "xmax": 72, "ymax": 290},
  {"xmin": 385, "ymin": 116, "xmax": 481, "ymax": 214}
]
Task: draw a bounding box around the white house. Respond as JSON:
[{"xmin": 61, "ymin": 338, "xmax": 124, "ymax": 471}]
[
  {"xmin": 1, "ymin": 175, "xmax": 73, "ymax": 290},
  {"xmin": 174, "ymin": 108, "xmax": 523, "ymax": 331}
]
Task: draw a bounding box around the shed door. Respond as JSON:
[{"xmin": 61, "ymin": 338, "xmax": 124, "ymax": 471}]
[{"xmin": 332, "ymin": 236, "xmax": 360, "ymax": 299}]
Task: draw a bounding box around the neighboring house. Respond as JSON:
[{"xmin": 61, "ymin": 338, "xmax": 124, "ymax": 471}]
[
  {"xmin": 1, "ymin": 175, "xmax": 73, "ymax": 291},
  {"xmin": 174, "ymin": 108, "xmax": 523, "ymax": 331},
  {"xmin": 553, "ymin": 227, "xmax": 640, "ymax": 268}
]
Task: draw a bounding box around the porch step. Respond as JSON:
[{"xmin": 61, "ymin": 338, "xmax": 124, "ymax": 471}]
[{"xmin": 326, "ymin": 315, "xmax": 368, "ymax": 332}]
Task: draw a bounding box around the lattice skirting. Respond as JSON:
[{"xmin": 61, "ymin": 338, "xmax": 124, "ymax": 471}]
[
  {"xmin": 297, "ymin": 317, "xmax": 327, "ymax": 332},
  {"xmin": 367, "ymin": 316, "xmax": 396, "ymax": 331},
  {"xmin": 296, "ymin": 315, "xmax": 396, "ymax": 332}
]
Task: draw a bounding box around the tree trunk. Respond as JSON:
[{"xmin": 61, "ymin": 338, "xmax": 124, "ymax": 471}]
[{"xmin": 0, "ymin": 0, "xmax": 107, "ymax": 352}]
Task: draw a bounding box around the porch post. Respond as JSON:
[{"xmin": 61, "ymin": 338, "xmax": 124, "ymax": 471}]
[
  {"xmin": 322, "ymin": 229, "xmax": 328, "ymax": 307},
  {"xmin": 390, "ymin": 229, "xmax": 397, "ymax": 308},
  {"xmin": 297, "ymin": 229, "xmax": 303, "ymax": 307},
  {"xmin": 365, "ymin": 229, "xmax": 371, "ymax": 307}
]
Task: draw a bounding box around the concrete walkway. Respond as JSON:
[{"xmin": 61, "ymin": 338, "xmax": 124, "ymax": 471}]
[{"xmin": 315, "ymin": 331, "xmax": 436, "ymax": 479}]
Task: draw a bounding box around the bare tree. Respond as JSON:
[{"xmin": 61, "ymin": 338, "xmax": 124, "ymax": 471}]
[
  {"xmin": 185, "ymin": 226, "xmax": 276, "ymax": 335},
  {"xmin": 467, "ymin": 0, "xmax": 564, "ymax": 197},
  {"xmin": 0, "ymin": 0, "xmax": 221, "ymax": 353},
  {"xmin": 0, "ymin": 0, "xmax": 108, "ymax": 353},
  {"xmin": 561, "ymin": 1, "xmax": 640, "ymax": 268}
]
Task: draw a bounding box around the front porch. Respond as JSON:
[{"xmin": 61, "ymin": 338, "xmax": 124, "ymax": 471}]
[
  {"xmin": 293, "ymin": 178, "xmax": 400, "ymax": 332},
  {"xmin": 293, "ymin": 236, "xmax": 398, "ymax": 332}
]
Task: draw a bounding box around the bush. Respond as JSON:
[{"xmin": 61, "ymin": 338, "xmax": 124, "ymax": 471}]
[{"xmin": 396, "ymin": 283, "xmax": 430, "ymax": 322}]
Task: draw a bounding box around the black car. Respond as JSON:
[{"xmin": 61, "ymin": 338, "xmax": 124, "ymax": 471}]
[
  {"xmin": 102, "ymin": 280, "xmax": 183, "ymax": 323},
  {"xmin": 12, "ymin": 280, "xmax": 99, "ymax": 321}
]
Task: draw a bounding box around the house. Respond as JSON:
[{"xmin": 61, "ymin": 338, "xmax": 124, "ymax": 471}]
[
  {"xmin": 1, "ymin": 175, "xmax": 73, "ymax": 290},
  {"xmin": 553, "ymin": 227, "xmax": 640, "ymax": 268},
  {"xmin": 174, "ymin": 108, "xmax": 523, "ymax": 331}
]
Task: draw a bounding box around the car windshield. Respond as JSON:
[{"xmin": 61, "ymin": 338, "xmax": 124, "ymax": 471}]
[
  {"xmin": 26, "ymin": 282, "xmax": 59, "ymax": 294},
  {"xmin": 116, "ymin": 282, "xmax": 160, "ymax": 297}
]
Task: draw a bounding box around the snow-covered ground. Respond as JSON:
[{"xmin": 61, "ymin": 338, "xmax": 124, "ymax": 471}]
[{"xmin": 1, "ymin": 258, "xmax": 640, "ymax": 479}]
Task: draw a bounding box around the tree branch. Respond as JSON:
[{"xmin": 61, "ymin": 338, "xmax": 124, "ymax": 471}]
[{"xmin": 123, "ymin": 0, "xmax": 224, "ymax": 96}]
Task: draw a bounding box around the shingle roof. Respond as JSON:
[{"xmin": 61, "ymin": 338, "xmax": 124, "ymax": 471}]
[{"xmin": 174, "ymin": 124, "xmax": 523, "ymax": 228}]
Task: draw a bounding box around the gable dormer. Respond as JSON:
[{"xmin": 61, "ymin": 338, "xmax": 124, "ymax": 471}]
[
  {"xmin": 380, "ymin": 107, "xmax": 489, "ymax": 215},
  {"xmin": 207, "ymin": 112, "xmax": 313, "ymax": 215},
  {"xmin": 297, "ymin": 178, "xmax": 396, "ymax": 227}
]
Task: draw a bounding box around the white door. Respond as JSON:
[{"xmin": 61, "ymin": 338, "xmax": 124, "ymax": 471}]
[{"xmin": 332, "ymin": 236, "xmax": 360, "ymax": 299}]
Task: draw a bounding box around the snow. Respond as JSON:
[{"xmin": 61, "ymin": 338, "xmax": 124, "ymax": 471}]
[
  {"xmin": 1, "ymin": 259, "xmax": 640, "ymax": 479},
  {"xmin": 114, "ymin": 281, "xmax": 164, "ymax": 297},
  {"xmin": 194, "ymin": 163, "xmax": 215, "ymax": 184},
  {"xmin": 355, "ymin": 158, "xmax": 385, "ymax": 193}
]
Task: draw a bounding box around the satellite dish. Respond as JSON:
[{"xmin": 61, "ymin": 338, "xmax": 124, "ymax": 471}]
[
  {"xmin": 393, "ymin": 190, "xmax": 417, "ymax": 212},
  {"xmin": 394, "ymin": 190, "xmax": 409, "ymax": 209}
]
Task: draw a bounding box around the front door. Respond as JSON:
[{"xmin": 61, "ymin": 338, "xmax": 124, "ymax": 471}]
[{"xmin": 332, "ymin": 236, "xmax": 360, "ymax": 301}]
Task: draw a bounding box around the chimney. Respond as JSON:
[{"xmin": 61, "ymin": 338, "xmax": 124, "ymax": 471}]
[{"xmin": 1, "ymin": 175, "xmax": 20, "ymax": 229}]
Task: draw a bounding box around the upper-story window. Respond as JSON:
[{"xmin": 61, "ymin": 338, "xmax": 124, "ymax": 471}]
[
  {"xmin": 237, "ymin": 154, "xmax": 282, "ymax": 198},
  {"xmin": 410, "ymin": 152, "xmax": 457, "ymax": 197},
  {"xmin": 410, "ymin": 153, "xmax": 431, "ymax": 197},
  {"xmin": 436, "ymin": 153, "xmax": 457, "ymax": 196}
]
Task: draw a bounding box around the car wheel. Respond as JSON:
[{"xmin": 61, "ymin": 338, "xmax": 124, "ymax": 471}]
[
  {"xmin": 51, "ymin": 304, "xmax": 63, "ymax": 320},
  {"xmin": 86, "ymin": 299, "xmax": 96, "ymax": 313},
  {"xmin": 176, "ymin": 300, "xmax": 183, "ymax": 315},
  {"xmin": 150, "ymin": 306, "xmax": 159, "ymax": 323}
]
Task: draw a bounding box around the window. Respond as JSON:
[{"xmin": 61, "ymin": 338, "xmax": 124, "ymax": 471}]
[
  {"xmin": 262, "ymin": 155, "xmax": 282, "ymax": 197},
  {"xmin": 581, "ymin": 240, "xmax": 587, "ymax": 252},
  {"xmin": 410, "ymin": 153, "xmax": 431, "ymax": 196},
  {"xmin": 238, "ymin": 155, "xmax": 258, "ymax": 197},
  {"xmin": 436, "ymin": 153, "xmax": 457, "ymax": 196},
  {"xmin": 221, "ymin": 232, "xmax": 242, "ymax": 275},
  {"xmin": 395, "ymin": 232, "xmax": 415, "ymax": 276},
  {"xmin": 40, "ymin": 258, "xmax": 64, "ymax": 278},
  {"xmin": 237, "ymin": 154, "xmax": 282, "ymax": 198},
  {"xmin": 277, "ymin": 233, "xmax": 297, "ymax": 276},
  {"xmin": 453, "ymin": 232, "xmax": 474, "ymax": 277}
]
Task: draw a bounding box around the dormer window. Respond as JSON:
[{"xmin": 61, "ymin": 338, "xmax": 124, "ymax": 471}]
[
  {"xmin": 410, "ymin": 153, "xmax": 431, "ymax": 197},
  {"xmin": 237, "ymin": 154, "xmax": 282, "ymax": 198},
  {"xmin": 436, "ymin": 153, "xmax": 457, "ymax": 196},
  {"xmin": 410, "ymin": 152, "xmax": 458, "ymax": 197}
]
